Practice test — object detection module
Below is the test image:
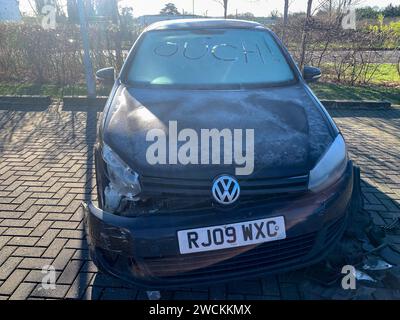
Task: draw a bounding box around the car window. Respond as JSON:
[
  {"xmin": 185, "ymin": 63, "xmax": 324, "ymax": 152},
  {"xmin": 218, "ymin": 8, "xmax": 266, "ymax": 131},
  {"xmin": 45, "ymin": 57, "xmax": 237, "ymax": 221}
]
[{"xmin": 126, "ymin": 28, "xmax": 296, "ymax": 89}]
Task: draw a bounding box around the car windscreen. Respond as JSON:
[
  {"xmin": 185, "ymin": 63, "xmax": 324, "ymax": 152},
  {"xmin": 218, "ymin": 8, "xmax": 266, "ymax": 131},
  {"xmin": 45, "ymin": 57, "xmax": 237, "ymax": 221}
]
[{"xmin": 126, "ymin": 28, "xmax": 296, "ymax": 89}]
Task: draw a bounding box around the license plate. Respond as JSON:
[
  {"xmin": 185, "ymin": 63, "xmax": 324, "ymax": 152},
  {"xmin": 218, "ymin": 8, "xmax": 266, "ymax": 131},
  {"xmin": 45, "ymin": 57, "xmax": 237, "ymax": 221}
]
[{"xmin": 178, "ymin": 216, "xmax": 286, "ymax": 254}]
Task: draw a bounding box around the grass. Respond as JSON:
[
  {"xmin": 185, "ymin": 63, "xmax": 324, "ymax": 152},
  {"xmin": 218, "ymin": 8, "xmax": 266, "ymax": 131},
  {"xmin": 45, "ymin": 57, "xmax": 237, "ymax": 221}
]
[
  {"xmin": 321, "ymin": 63, "xmax": 400, "ymax": 86},
  {"xmin": 0, "ymin": 81, "xmax": 398, "ymax": 105},
  {"xmin": 310, "ymin": 82, "xmax": 400, "ymax": 105},
  {"xmin": 0, "ymin": 83, "xmax": 110, "ymax": 98},
  {"xmin": 365, "ymin": 64, "xmax": 400, "ymax": 84}
]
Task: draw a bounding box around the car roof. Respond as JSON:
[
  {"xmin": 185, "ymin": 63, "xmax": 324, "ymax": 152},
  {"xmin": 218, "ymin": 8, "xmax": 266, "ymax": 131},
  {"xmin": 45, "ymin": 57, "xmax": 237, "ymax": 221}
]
[{"xmin": 144, "ymin": 18, "xmax": 265, "ymax": 32}]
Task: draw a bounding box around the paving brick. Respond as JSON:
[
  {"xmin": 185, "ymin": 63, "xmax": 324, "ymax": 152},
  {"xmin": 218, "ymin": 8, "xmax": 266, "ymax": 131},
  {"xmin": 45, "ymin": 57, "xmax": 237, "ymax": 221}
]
[
  {"xmin": 58, "ymin": 229, "xmax": 84, "ymax": 239},
  {"xmin": 0, "ymin": 226, "xmax": 6, "ymax": 235},
  {"xmin": 57, "ymin": 193, "xmax": 76, "ymax": 207},
  {"xmin": 64, "ymin": 200, "xmax": 82, "ymax": 213},
  {"xmin": 57, "ymin": 260, "xmax": 83, "ymax": 285},
  {"xmin": 52, "ymin": 221, "xmax": 80, "ymax": 230},
  {"xmin": 18, "ymin": 204, "xmax": 41, "ymax": 219},
  {"xmin": 39, "ymin": 205, "xmax": 65, "ymax": 213},
  {"xmin": 3, "ymin": 228, "xmax": 33, "ymax": 236},
  {"xmin": 0, "ymin": 269, "xmax": 29, "ymax": 295},
  {"xmin": 65, "ymin": 239, "xmax": 86, "ymax": 249},
  {"xmin": 7, "ymin": 236, "xmax": 40, "ymax": 247},
  {"xmin": 45, "ymin": 213, "xmax": 73, "ymax": 221},
  {"xmin": 42, "ymin": 238, "xmax": 68, "ymax": 258},
  {"xmin": 18, "ymin": 258, "xmax": 53, "ymax": 270},
  {"xmin": 30, "ymin": 220, "xmax": 52, "ymax": 237},
  {"xmin": 9, "ymin": 282, "xmax": 36, "ymax": 300},
  {"xmin": 0, "ymin": 219, "xmax": 28, "ymax": 227},
  {"xmin": 13, "ymin": 246, "xmax": 45, "ymax": 258},
  {"xmin": 65, "ymin": 272, "xmax": 95, "ymax": 299},
  {"xmin": 36, "ymin": 229, "xmax": 60, "ymax": 247},
  {"xmin": 30, "ymin": 283, "xmax": 70, "ymax": 299},
  {"xmin": 0, "ymin": 197, "xmax": 15, "ymax": 204},
  {"xmin": 72, "ymin": 249, "xmax": 90, "ymax": 261},
  {"xmin": 0, "ymin": 235, "xmax": 11, "ymax": 250},
  {"xmin": 0, "ymin": 257, "xmax": 22, "ymax": 280},
  {"xmin": 34, "ymin": 199, "xmax": 60, "ymax": 206},
  {"xmin": 24, "ymin": 269, "xmax": 60, "ymax": 283},
  {"xmin": 12, "ymin": 192, "xmax": 34, "ymax": 205},
  {"xmin": 52, "ymin": 248, "xmax": 76, "ymax": 271},
  {"xmin": 0, "ymin": 246, "xmax": 17, "ymax": 266},
  {"xmin": 0, "ymin": 211, "xmax": 23, "ymax": 219}
]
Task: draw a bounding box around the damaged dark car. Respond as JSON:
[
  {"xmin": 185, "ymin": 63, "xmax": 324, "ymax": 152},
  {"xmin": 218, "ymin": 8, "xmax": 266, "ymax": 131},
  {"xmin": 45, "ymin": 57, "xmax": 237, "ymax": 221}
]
[{"xmin": 84, "ymin": 19, "xmax": 361, "ymax": 288}]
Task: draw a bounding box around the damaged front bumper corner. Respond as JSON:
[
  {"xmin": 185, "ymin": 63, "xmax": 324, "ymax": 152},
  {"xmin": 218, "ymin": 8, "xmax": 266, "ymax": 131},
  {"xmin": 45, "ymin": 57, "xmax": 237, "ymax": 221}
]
[{"xmin": 83, "ymin": 202, "xmax": 135, "ymax": 257}]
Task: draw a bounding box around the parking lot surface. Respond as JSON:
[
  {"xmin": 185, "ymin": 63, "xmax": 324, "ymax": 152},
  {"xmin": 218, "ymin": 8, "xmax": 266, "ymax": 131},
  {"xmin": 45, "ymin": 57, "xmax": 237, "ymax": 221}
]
[{"xmin": 0, "ymin": 101, "xmax": 400, "ymax": 300}]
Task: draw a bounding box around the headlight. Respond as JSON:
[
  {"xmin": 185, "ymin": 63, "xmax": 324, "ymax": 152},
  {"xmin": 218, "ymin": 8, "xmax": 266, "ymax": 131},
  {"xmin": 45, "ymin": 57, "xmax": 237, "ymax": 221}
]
[
  {"xmin": 308, "ymin": 134, "xmax": 348, "ymax": 193},
  {"xmin": 102, "ymin": 144, "xmax": 141, "ymax": 200}
]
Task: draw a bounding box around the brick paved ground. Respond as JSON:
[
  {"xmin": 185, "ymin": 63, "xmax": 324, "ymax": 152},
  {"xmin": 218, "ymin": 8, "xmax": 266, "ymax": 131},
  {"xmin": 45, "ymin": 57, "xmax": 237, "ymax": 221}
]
[{"xmin": 0, "ymin": 101, "xmax": 400, "ymax": 300}]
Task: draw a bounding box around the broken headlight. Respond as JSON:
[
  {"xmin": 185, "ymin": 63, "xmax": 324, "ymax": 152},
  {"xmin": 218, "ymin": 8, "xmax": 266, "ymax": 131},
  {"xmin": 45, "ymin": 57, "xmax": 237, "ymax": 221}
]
[
  {"xmin": 308, "ymin": 134, "xmax": 348, "ymax": 193},
  {"xmin": 102, "ymin": 143, "xmax": 141, "ymax": 202}
]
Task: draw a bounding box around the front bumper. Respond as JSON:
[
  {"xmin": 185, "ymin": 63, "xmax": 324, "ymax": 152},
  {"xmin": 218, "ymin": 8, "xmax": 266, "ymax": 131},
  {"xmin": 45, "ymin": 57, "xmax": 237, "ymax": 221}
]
[{"xmin": 84, "ymin": 162, "xmax": 354, "ymax": 288}]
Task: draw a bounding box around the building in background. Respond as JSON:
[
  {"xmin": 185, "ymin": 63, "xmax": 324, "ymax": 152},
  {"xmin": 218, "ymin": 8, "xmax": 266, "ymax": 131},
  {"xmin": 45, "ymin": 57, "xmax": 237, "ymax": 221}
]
[
  {"xmin": 135, "ymin": 14, "xmax": 276, "ymax": 29},
  {"xmin": 0, "ymin": 0, "xmax": 22, "ymax": 21},
  {"xmin": 136, "ymin": 14, "xmax": 199, "ymax": 28}
]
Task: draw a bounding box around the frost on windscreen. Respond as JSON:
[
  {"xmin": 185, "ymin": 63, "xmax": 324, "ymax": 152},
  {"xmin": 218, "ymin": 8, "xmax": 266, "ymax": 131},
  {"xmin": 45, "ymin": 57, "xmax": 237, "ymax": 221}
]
[{"xmin": 128, "ymin": 29, "xmax": 295, "ymax": 87}]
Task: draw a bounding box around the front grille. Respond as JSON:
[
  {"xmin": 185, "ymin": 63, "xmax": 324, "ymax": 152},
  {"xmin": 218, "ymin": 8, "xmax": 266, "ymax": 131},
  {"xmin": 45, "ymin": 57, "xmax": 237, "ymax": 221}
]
[
  {"xmin": 141, "ymin": 175, "xmax": 309, "ymax": 197},
  {"xmin": 142, "ymin": 232, "xmax": 316, "ymax": 279},
  {"xmin": 139, "ymin": 175, "xmax": 309, "ymax": 211}
]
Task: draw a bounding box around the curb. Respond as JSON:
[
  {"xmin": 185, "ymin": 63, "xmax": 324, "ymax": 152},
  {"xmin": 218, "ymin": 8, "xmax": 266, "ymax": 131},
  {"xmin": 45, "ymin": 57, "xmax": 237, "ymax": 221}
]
[
  {"xmin": 0, "ymin": 95, "xmax": 51, "ymax": 106},
  {"xmin": 321, "ymin": 100, "xmax": 391, "ymax": 109},
  {"xmin": 62, "ymin": 96, "xmax": 108, "ymax": 108}
]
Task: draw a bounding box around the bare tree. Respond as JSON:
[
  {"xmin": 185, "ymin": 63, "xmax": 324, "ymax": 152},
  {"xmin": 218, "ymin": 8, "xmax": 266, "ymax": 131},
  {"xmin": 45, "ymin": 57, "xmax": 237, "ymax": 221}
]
[
  {"xmin": 282, "ymin": 0, "xmax": 293, "ymax": 42},
  {"xmin": 317, "ymin": 0, "xmax": 363, "ymax": 16},
  {"xmin": 282, "ymin": 0, "xmax": 290, "ymax": 43},
  {"xmin": 214, "ymin": 0, "xmax": 228, "ymax": 19},
  {"xmin": 299, "ymin": 0, "xmax": 313, "ymax": 70}
]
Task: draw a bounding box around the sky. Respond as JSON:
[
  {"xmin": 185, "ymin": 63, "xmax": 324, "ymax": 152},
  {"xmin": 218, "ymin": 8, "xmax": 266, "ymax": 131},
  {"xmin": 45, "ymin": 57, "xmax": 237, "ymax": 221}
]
[{"xmin": 18, "ymin": 0, "xmax": 399, "ymax": 17}]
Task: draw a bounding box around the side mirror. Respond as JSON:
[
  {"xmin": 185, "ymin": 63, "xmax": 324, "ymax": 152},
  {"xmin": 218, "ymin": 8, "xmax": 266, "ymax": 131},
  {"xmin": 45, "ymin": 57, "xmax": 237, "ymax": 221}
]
[
  {"xmin": 96, "ymin": 67, "xmax": 115, "ymax": 86},
  {"xmin": 303, "ymin": 66, "xmax": 321, "ymax": 83}
]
